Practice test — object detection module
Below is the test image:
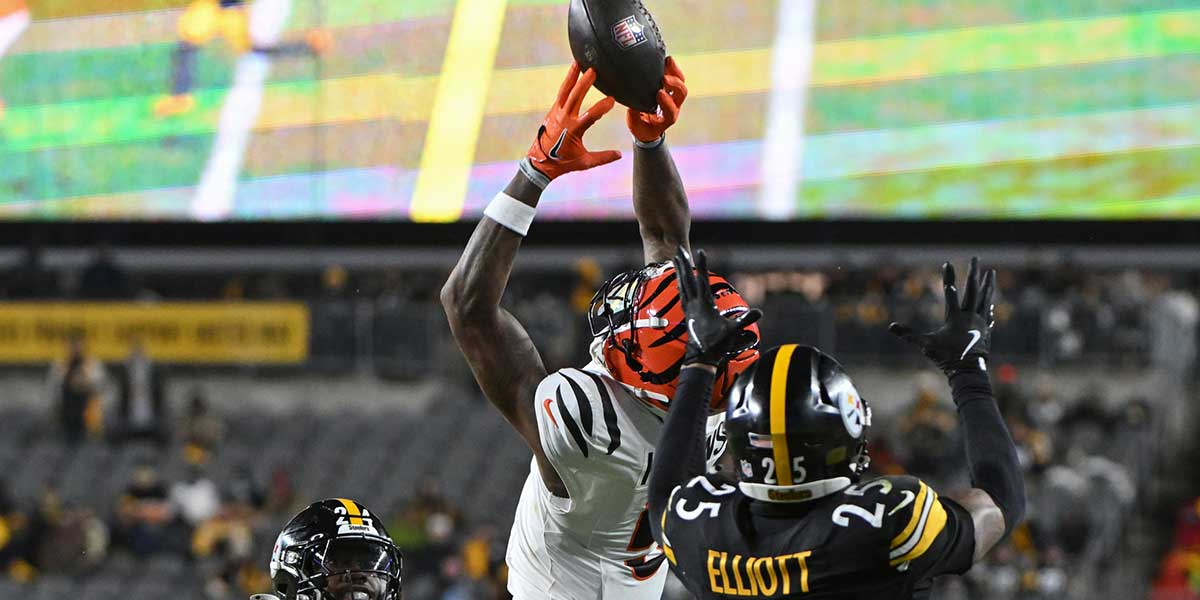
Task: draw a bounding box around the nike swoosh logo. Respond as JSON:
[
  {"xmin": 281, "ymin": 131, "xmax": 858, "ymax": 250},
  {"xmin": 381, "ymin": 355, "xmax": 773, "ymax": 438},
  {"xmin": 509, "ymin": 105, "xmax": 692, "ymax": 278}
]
[
  {"xmin": 543, "ymin": 398, "xmax": 558, "ymax": 428},
  {"xmin": 686, "ymin": 318, "xmax": 701, "ymax": 350},
  {"xmin": 547, "ymin": 129, "xmax": 568, "ymax": 160},
  {"xmin": 960, "ymin": 329, "xmax": 982, "ymax": 360}
]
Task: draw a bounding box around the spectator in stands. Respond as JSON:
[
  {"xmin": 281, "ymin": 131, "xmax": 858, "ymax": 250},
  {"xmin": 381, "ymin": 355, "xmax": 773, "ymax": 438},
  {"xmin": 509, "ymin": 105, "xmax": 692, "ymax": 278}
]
[
  {"xmin": 190, "ymin": 504, "xmax": 254, "ymax": 566},
  {"xmin": 46, "ymin": 335, "xmax": 106, "ymax": 444},
  {"xmin": 1153, "ymin": 498, "xmax": 1200, "ymax": 599},
  {"xmin": 181, "ymin": 388, "xmax": 224, "ymax": 463},
  {"xmin": 170, "ymin": 463, "xmax": 220, "ymax": 533},
  {"xmin": 458, "ymin": 523, "xmax": 508, "ymax": 599},
  {"xmin": 112, "ymin": 339, "xmax": 168, "ymax": 446},
  {"xmin": 388, "ymin": 479, "xmax": 461, "ymax": 585},
  {"xmin": 79, "ymin": 241, "xmax": 131, "ymax": 300},
  {"xmin": 29, "ymin": 483, "xmax": 109, "ymax": 575},
  {"xmin": 0, "ymin": 478, "xmax": 33, "ymax": 582},
  {"xmin": 193, "ymin": 466, "xmax": 266, "ymax": 599},
  {"xmin": 203, "ymin": 557, "xmax": 271, "ymax": 600},
  {"xmin": 112, "ymin": 464, "xmax": 177, "ymax": 556},
  {"xmin": 320, "ymin": 264, "xmax": 352, "ymax": 299}
]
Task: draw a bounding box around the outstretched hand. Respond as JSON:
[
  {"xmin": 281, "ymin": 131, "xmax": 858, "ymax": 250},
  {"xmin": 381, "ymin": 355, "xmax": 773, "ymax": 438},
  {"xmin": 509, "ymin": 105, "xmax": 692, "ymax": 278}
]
[
  {"xmin": 526, "ymin": 63, "xmax": 622, "ymax": 182},
  {"xmin": 627, "ymin": 56, "xmax": 688, "ymax": 143},
  {"xmin": 889, "ymin": 257, "xmax": 996, "ymax": 375},
  {"xmin": 672, "ymin": 246, "xmax": 762, "ymax": 368}
]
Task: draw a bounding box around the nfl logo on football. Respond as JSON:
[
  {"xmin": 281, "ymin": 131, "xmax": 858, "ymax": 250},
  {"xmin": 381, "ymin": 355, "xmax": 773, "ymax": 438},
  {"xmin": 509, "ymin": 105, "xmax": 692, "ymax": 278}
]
[{"xmin": 612, "ymin": 15, "xmax": 647, "ymax": 50}]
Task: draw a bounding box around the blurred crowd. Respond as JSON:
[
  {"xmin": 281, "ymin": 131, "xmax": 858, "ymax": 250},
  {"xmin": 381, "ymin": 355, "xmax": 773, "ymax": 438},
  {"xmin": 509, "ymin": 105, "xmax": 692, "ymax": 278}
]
[
  {"xmin": 0, "ymin": 369, "xmax": 291, "ymax": 597},
  {"xmin": 908, "ymin": 374, "xmax": 1149, "ymax": 600},
  {"xmin": 1, "ymin": 243, "xmax": 1198, "ymax": 599},
  {"xmin": 0, "ymin": 366, "xmax": 517, "ymax": 599},
  {"xmin": 7, "ymin": 243, "xmax": 1200, "ymax": 374},
  {"xmin": 4, "ymin": 339, "xmax": 1188, "ymax": 600}
]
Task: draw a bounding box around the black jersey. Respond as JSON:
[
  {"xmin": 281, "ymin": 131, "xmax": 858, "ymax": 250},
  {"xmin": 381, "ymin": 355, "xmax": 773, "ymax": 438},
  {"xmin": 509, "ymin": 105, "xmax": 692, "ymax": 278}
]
[{"xmin": 656, "ymin": 474, "xmax": 975, "ymax": 599}]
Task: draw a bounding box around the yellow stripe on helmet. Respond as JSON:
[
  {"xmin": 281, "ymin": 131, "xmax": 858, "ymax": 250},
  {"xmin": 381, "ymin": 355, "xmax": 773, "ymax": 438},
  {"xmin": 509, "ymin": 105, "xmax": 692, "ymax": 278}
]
[
  {"xmin": 336, "ymin": 498, "xmax": 364, "ymax": 526},
  {"xmin": 770, "ymin": 344, "xmax": 798, "ymax": 486}
]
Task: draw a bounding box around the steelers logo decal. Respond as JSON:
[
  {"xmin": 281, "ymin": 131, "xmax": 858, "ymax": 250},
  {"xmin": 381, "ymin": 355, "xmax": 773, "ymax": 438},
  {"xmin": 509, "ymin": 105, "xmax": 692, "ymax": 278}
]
[{"xmin": 839, "ymin": 389, "xmax": 866, "ymax": 438}]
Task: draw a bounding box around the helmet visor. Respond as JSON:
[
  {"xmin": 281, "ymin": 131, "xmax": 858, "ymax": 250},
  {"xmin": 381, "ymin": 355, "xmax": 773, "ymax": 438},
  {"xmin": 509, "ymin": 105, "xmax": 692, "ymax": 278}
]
[
  {"xmin": 588, "ymin": 270, "xmax": 640, "ymax": 337},
  {"xmin": 314, "ymin": 538, "xmax": 400, "ymax": 576}
]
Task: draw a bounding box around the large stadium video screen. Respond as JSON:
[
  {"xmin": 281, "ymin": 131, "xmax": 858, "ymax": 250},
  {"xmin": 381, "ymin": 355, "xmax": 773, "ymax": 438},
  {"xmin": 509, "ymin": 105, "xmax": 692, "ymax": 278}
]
[{"xmin": 1, "ymin": 0, "xmax": 1198, "ymax": 221}]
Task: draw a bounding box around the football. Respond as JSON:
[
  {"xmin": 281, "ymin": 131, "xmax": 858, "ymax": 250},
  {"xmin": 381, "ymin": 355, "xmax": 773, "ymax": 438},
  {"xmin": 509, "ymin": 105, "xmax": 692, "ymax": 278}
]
[{"xmin": 567, "ymin": 0, "xmax": 666, "ymax": 113}]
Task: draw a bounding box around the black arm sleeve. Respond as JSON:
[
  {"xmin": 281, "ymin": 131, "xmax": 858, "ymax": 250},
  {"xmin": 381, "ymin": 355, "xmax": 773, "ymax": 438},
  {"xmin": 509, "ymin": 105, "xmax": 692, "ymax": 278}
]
[
  {"xmin": 949, "ymin": 369, "xmax": 1026, "ymax": 535},
  {"xmin": 647, "ymin": 365, "xmax": 715, "ymax": 524}
]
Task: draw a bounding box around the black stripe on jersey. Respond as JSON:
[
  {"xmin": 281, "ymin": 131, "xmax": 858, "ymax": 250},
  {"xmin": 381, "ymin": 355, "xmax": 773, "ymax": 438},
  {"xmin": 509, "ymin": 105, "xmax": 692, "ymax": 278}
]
[
  {"xmin": 580, "ymin": 370, "xmax": 622, "ymax": 455},
  {"xmin": 561, "ymin": 372, "xmax": 594, "ymax": 436},
  {"xmin": 555, "ymin": 386, "xmax": 589, "ymax": 457},
  {"xmin": 641, "ymin": 272, "xmax": 679, "ymax": 307},
  {"xmin": 639, "ymin": 451, "xmax": 654, "ymax": 485}
]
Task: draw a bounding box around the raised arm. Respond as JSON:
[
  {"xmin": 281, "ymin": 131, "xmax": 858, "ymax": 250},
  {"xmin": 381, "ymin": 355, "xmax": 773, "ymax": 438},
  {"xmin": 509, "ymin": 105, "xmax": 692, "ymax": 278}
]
[
  {"xmin": 629, "ymin": 57, "xmax": 691, "ymax": 264},
  {"xmin": 889, "ymin": 258, "xmax": 1026, "ymax": 562},
  {"xmin": 440, "ymin": 173, "xmax": 549, "ymax": 448},
  {"xmin": 648, "ymin": 247, "xmax": 761, "ymax": 527},
  {"xmin": 441, "ymin": 64, "xmax": 620, "ymax": 489}
]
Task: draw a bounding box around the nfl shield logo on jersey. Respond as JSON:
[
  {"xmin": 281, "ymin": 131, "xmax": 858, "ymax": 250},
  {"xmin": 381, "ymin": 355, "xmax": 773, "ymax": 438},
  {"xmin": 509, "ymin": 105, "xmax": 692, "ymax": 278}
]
[
  {"xmin": 612, "ymin": 15, "xmax": 647, "ymax": 50},
  {"xmin": 740, "ymin": 459, "xmax": 754, "ymax": 478}
]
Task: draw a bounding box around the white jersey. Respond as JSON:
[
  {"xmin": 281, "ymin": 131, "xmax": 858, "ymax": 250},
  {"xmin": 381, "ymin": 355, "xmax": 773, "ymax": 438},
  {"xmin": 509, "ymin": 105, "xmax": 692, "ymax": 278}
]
[{"xmin": 506, "ymin": 363, "xmax": 726, "ymax": 600}]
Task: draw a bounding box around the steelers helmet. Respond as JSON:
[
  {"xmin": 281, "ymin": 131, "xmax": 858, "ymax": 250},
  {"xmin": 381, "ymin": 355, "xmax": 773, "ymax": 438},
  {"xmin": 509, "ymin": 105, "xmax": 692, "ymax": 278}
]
[
  {"xmin": 587, "ymin": 261, "xmax": 760, "ymax": 411},
  {"xmin": 264, "ymin": 498, "xmax": 402, "ymax": 600},
  {"xmin": 725, "ymin": 345, "xmax": 871, "ymax": 503}
]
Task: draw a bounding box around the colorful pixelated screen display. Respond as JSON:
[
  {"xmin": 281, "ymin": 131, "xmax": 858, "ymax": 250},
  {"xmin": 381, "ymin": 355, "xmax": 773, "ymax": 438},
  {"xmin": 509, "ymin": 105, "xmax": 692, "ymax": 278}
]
[{"xmin": 1, "ymin": 0, "xmax": 1199, "ymax": 220}]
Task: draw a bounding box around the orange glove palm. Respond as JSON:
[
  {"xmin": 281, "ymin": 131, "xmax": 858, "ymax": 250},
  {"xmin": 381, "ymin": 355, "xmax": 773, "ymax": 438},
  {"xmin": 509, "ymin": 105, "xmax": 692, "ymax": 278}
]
[
  {"xmin": 627, "ymin": 56, "xmax": 688, "ymax": 143},
  {"xmin": 527, "ymin": 64, "xmax": 622, "ymax": 182}
]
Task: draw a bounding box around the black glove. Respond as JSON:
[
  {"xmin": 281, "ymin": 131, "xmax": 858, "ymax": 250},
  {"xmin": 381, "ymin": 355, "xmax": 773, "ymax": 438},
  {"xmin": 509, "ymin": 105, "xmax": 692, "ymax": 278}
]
[
  {"xmin": 672, "ymin": 246, "xmax": 762, "ymax": 367},
  {"xmin": 889, "ymin": 257, "xmax": 996, "ymax": 376}
]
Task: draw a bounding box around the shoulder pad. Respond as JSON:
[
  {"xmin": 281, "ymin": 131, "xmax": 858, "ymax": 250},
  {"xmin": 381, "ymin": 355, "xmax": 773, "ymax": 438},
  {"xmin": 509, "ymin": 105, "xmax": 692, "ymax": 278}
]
[
  {"xmin": 881, "ymin": 476, "xmax": 949, "ymax": 567},
  {"xmin": 536, "ymin": 368, "xmax": 623, "ymax": 458}
]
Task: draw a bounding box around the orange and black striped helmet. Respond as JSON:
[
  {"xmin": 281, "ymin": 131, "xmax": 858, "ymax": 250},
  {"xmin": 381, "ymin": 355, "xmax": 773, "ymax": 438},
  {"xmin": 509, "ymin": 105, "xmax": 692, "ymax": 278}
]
[{"xmin": 588, "ymin": 260, "xmax": 760, "ymax": 411}]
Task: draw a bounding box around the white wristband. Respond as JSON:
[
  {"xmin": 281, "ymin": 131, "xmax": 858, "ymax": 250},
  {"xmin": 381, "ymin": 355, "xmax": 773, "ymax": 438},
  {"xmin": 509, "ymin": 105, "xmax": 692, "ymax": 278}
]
[{"xmin": 484, "ymin": 192, "xmax": 537, "ymax": 236}]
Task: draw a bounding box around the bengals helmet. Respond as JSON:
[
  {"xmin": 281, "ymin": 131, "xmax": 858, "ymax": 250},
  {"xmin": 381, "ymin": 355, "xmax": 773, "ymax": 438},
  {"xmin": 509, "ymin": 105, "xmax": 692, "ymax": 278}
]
[
  {"xmin": 588, "ymin": 260, "xmax": 760, "ymax": 411},
  {"xmin": 726, "ymin": 345, "xmax": 872, "ymax": 503},
  {"xmin": 258, "ymin": 498, "xmax": 402, "ymax": 600}
]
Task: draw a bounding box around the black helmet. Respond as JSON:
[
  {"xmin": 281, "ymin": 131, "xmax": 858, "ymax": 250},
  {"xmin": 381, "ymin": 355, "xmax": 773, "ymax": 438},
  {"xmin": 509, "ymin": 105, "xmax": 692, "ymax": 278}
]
[
  {"xmin": 265, "ymin": 498, "xmax": 402, "ymax": 600},
  {"xmin": 725, "ymin": 345, "xmax": 871, "ymax": 503}
]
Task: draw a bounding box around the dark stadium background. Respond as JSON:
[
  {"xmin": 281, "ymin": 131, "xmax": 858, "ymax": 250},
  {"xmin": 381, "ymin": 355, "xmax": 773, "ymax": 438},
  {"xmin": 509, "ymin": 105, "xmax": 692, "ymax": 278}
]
[
  {"xmin": 3, "ymin": 1, "xmax": 1200, "ymax": 599},
  {"xmin": 2, "ymin": 219, "xmax": 1198, "ymax": 600}
]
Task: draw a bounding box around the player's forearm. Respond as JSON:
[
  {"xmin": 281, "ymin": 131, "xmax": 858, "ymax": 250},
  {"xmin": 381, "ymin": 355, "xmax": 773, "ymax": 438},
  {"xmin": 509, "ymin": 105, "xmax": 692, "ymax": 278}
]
[
  {"xmin": 949, "ymin": 369, "xmax": 1026, "ymax": 535},
  {"xmin": 440, "ymin": 172, "xmax": 543, "ymax": 320},
  {"xmin": 633, "ymin": 141, "xmax": 690, "ymax": 264},
  {"xmin": 647, "ymin": 364, "xmax": 715, "ymax": 517}
]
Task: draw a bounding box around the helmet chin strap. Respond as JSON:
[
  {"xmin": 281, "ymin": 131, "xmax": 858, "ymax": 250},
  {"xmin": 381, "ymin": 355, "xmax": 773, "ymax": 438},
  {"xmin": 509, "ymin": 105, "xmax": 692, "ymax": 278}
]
[{"xmin": 739, "ymin": 477, "xmax": 852, "ymax": 503}]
